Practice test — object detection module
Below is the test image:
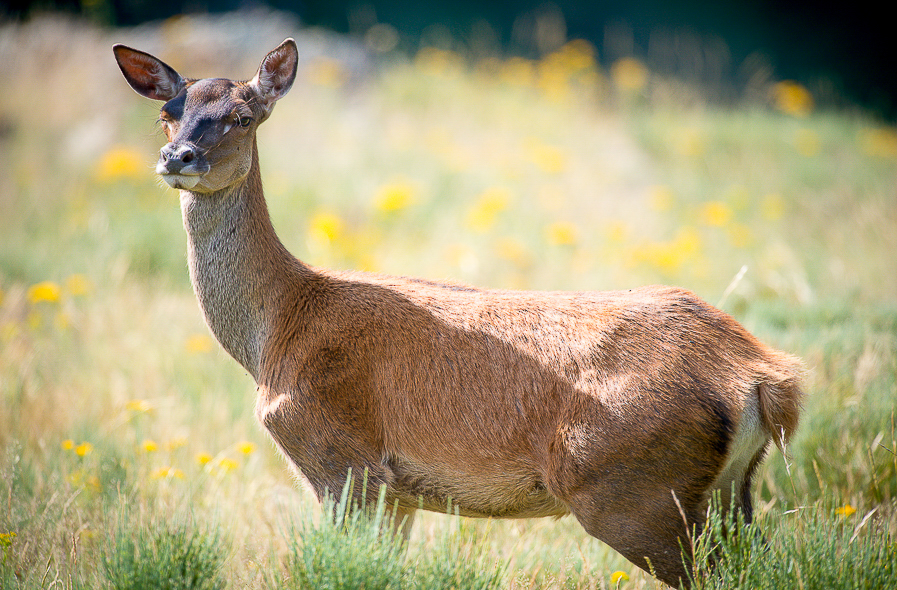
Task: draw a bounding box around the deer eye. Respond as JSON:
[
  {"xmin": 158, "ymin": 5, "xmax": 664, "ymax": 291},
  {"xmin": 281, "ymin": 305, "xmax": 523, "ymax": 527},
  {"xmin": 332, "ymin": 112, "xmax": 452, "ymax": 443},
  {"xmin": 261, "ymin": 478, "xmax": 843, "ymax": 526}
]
[{"xmin": 239, "ymin": 116, "xmax": 253, "ymax": 128}]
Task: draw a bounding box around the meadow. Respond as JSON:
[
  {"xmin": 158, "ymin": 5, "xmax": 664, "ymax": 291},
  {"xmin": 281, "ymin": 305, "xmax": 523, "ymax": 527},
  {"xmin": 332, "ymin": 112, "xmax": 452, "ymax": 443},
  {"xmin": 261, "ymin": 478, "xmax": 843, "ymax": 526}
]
[{"xmin": 1, "ymin": 9, "xmax": 896, "ymax": 589}]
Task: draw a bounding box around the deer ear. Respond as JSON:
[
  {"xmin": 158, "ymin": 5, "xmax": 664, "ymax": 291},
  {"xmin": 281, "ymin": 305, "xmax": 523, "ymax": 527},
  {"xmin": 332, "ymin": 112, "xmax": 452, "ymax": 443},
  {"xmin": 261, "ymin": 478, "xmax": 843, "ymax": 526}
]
[
  {"xmin": 113, "ymin": 44, "xmax": 186, "ymax": 101},
  {"xmin": 250, "ymin": 38, "xmax": 298, "ymax": 111}
]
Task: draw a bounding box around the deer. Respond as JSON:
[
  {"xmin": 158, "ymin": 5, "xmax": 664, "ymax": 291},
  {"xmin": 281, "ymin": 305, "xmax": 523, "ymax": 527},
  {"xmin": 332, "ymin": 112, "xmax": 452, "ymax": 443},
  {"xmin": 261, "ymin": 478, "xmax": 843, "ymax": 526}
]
[{"xmin": 113, "ymin": 38, "xmax": 802, "ymax": 588}]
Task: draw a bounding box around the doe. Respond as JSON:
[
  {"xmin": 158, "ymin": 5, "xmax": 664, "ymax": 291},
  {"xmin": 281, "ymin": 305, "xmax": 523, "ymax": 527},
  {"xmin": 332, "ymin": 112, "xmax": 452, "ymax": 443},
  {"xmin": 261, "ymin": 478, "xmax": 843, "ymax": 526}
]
[{"xmin": 113, "ymin": 38, "xmax": 802, "ymax": 588}]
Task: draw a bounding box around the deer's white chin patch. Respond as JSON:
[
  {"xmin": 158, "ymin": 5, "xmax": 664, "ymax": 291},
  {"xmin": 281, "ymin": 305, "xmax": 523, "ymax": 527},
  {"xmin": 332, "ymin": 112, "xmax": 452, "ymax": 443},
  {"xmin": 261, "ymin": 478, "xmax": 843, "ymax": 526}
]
[{"xmin": 160, "ymin": 173, "xmax": 201, "ymax": 190}]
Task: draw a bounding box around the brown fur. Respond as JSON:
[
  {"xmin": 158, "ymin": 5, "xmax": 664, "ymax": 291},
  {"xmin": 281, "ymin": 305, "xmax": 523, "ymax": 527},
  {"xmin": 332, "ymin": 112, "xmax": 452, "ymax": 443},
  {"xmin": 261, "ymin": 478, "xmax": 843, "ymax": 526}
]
[{"xmin": 113, "ymin": 39, "xmax": 803, "ymax": 588}]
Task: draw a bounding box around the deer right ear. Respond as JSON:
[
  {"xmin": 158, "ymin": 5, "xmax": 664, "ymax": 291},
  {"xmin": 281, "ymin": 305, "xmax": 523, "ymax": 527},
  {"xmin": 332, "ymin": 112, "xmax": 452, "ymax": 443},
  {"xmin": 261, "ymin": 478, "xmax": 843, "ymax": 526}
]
[
  {"xmin": 250, "ymin": 38, "xmax": 299, "ymax": 112},
  {"xmin": 113, "ymin": 44, "xmax": 186, "ymax": 101}
]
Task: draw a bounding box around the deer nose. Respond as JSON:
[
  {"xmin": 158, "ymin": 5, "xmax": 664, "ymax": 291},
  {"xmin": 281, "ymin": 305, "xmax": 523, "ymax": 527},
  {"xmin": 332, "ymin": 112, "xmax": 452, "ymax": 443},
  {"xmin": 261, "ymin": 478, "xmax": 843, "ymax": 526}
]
[{"xmin": 158, "ymin": 143, "xmax": 197, "ymax": 174}]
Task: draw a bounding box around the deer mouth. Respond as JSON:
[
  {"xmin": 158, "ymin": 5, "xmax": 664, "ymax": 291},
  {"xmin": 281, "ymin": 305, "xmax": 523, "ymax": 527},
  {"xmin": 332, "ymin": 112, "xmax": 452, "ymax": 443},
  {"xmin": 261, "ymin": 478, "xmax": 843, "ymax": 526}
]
[
  {"xmin": 156, "ymin": 160, "xmax": 209, "ymax": 189},
  {"xmin": 158, "ymin": 170, "xmax": 203, "ymax": 190}
]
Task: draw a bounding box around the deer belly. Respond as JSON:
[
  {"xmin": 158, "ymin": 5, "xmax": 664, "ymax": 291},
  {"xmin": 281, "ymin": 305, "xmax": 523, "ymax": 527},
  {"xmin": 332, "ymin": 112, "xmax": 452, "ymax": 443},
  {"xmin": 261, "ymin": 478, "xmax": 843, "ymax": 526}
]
[{"xmin": 385, "ymin": 454, "xmax": 569, "ymax": 518}]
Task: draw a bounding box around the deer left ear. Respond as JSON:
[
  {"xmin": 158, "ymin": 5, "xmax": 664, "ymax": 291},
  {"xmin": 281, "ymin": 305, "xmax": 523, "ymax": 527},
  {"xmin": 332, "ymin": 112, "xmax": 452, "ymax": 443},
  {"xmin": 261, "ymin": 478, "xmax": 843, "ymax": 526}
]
[{"xmin": 250, "ymin": 38, "xmax": 299, "ymax": 112}]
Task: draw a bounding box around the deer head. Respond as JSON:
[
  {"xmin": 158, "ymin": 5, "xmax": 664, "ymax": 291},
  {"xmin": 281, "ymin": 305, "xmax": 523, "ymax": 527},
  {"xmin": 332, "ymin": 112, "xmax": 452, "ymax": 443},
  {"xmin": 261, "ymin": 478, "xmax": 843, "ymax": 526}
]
[{"xmin": 113, "ymin": 39, "xmax": 298, "ymax": 193}]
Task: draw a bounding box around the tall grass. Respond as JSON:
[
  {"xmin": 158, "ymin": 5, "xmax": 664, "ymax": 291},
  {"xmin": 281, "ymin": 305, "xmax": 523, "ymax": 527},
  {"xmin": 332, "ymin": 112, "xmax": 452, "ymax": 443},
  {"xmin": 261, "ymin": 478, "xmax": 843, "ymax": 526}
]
[
  {"xmin": 278, "ymin": 472, "xmax": 506, "ymax": 590},
  {"xmin": 1, "ymin": 9, "xmax": 896, "ymax": 589},
  {"xmin": 689, "ymin": 500, "xmax": 897, "ymax": 590}
]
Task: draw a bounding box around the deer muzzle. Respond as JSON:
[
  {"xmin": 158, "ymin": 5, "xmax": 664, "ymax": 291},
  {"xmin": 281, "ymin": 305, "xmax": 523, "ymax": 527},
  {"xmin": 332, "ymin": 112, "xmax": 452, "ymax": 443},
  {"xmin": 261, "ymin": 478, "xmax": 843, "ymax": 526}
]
[{"xmin": 157, "ymin": 143, "xmax": 208, "ymax": 189}]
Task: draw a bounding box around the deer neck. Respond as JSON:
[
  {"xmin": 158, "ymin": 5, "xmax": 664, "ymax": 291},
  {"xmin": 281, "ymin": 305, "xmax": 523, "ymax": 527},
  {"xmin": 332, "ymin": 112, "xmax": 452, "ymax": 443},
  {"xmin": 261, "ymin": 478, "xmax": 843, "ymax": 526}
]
[{"xmin": 178, "ymin": 137, "xmax": 306, "ymax": 381}]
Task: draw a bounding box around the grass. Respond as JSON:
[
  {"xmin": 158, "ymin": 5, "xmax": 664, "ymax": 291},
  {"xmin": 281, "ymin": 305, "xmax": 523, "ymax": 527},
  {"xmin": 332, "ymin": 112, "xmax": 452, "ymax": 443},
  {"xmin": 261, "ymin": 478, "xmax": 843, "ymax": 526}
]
[{"xmin": 1, "ymin": 9, "xmax": 896, "ymax": 589}]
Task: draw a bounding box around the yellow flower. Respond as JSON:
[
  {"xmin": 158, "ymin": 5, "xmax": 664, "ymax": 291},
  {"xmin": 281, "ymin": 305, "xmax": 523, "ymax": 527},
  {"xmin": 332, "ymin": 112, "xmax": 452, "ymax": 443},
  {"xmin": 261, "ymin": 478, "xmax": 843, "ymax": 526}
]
[
  {"xmin": 611, "ymin": 570, "xmax": 630, "ymax": 584},
  {"xmin": 142, "ymin": 440, "xmax": 158, "ymax": 452},
  {"xmin": 74, "ymin": 442, "xmax": 93, "ymax": 457},
  {"xmin": 308, "ymin": 212, "xmax": 344, "ymax": 243},
  {"xmin": 466, "ymin": 187, "xmax": 511, "ymax": 233},
  {"xmin": 611, "ymin": 57, "xmax": 648, "ymax": 92},
  {"xmin": 546, "ymin": 222, "xmax": 578, "ymax": 246},
  {"xmin": 27, "ymin": 281, "xmax": 61, "ymax": 304},
  {"xmin": 772, "ymin": 81, "xmax": 814, "ymax": 117},
  {"xmin": 62, "ymin": 439, "xmax": 75, "ymax": 451},
  {"xmin": 152, "ymin": 466, "xmax": 185, "ymax": 480},
  {"xmin": 700, "ymin": 201, "xmax": 732, "ymax": 227},
  {"xmin": 373, "ymin": 179, "xmax": 416, "ymax": 214},
  {"xmin": 65, "ymin": 274, "xmax": 92, "ymax": 297},
  {"xmin": 0, "ymin": 531, "xmax": 15, "ymax": 547},
  {"xmin": 526, "ymin": 140, "xmax": 567, "ymax": 175},
  {"xmin": 196, "ymin": 452, "xmax": 213, "ymax": 466},
  {"xmin": 218, "ymin": 458, "xmax": 239, "ymax": 473},
  {"xmin": 237, "ymin": 441, "xmax": 256, "ymax": 455},
  {"xmin": 126, "ymin": 399, "xmax": 154, "ymax": 414},
  {"xmin": 95, "ymin": 146, "xmax": 145, "ymax": 181},
  {"xmin": 835, "ymin": 504, "xmax": 857, "ymax": 517},
  {"xmin": 185, "ymin": 333, "xmax": 213, "ymax": 354}
]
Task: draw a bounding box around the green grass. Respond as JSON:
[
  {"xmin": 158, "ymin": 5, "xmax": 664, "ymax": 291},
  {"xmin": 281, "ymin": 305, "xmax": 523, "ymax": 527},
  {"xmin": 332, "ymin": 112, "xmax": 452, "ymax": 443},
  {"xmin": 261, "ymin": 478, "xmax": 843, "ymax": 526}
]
[
  {"xmin": 2, "ymin": 10, "xmax": 897, "ymax": 590},
  {"xmin": 689, "ymin": 500, "xmax": 897, "ymax": 590}
]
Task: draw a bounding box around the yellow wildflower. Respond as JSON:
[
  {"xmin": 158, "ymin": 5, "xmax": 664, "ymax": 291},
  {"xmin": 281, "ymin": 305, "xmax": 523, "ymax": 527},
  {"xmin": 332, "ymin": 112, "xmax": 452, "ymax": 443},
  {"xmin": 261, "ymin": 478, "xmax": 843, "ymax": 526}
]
[
  {"xmin": 218, "ymin": 458, "xmax": 239, "ymax": 473},
  {"xmin": 373, "ymin": 179, "xmax": 416, "ymax": 214},
  {"xmin": 611, "ymin": 570, "xmax": 630, "ymax": 584},
  {"xmin": 27, "ymin": 281, "xmax": 61, "ymax": 305},
  {"xmin": 95, "ymin": 146, "xmax": 145, "ymax": 181},
  {"xmin": 74, "ymin": 442, "xmax": 93, "ymax": 457},
  {"xmin": 835, "ymin": 504, "xmax": 857, "ymax": 517},
  {"xmin": 152, "ymin": 466, "xmax": 185, "ymax": 480},
  {"xmin": 62, "ymin": 439, "xmax": 75, "ymax": 451},
  {"xmin": 546, "ymin": 222, "xmax": 578, "ymax": 246},
  {"xmin": 308, "ymin": 212, "xmax": 343, "ymax": 243},
  {"xmin": 611, "ymin": 57, "xmax": 648, "ymax": 92},
  {"xmin": 700, "ymin": 201, "xmax": 732, "ymax": 227},
  {"xmin": 185, "ymin": 333, "xmax": 213, "ymax": 354},
  {"xmin": 126, "ymin": 399, "xmax": 154, "ymax": 414},
  {"xmin": 772, "ymin": 81, "xmax": 814, "ymax": 117},
  {"xmin": 237, "ymin": 441, "xmax": 256, "ymax": 455},
  {"xmin": 196, "ymin": 452, "xmax": 213, "ymax": 466},
  {"xmin": 466, "ymin": 187, "xmax": 511, "ymax": 233},
  {"xmin": 142, "ymin": 440, "xmax": 158, "ymax": 453},
  {"xmin": 526, "ymin": 140, "xmax": 567, "ymax": 175}
]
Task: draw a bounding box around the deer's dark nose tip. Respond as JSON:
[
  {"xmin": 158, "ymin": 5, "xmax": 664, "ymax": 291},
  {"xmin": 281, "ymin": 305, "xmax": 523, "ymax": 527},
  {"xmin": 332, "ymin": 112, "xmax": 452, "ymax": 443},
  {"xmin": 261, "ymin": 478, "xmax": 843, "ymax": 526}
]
[{"xmin": 159, "ymin": 143, "xmax": 197, "ymax": 173}]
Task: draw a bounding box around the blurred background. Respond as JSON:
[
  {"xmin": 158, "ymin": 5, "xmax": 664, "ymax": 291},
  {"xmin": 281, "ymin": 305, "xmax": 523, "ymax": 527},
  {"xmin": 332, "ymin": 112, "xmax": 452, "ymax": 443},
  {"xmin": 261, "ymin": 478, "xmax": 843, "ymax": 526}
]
[
  {"xmin": 4, "ymin": 0, "xmax": 896, "ymax": 119},
  {"xmin": 1, "ymin": 2, "xmax": 895, "ymax": 588}
]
